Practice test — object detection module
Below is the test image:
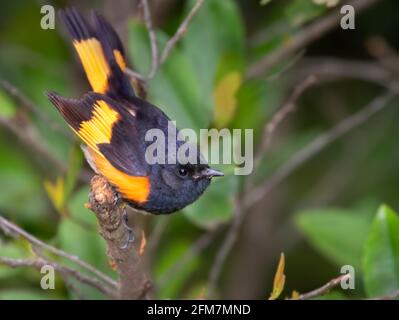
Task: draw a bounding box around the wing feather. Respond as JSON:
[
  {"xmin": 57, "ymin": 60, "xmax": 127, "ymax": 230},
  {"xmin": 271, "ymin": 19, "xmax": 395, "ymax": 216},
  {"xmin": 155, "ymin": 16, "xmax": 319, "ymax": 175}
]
[{"xmin": 46, "ymin": 91, "xmax": 150, "ymax": 203}]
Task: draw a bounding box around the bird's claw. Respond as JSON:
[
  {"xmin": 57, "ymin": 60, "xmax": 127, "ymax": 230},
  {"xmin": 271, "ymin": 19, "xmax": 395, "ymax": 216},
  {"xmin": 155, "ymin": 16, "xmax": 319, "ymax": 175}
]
[{"xmin": 120, "ymin": 207, "xmax": 135, "ymax": 249}]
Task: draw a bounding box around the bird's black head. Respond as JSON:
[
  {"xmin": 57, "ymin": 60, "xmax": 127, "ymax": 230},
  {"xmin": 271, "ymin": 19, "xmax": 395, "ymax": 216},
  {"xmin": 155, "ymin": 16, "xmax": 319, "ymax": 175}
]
[
  {"xmin": 130, "ymin": 111, "xmax": 224, "ymax": 214},
  {"xmin": 137, "ymin": 151, "xmax": 223, "ymax": 215}
]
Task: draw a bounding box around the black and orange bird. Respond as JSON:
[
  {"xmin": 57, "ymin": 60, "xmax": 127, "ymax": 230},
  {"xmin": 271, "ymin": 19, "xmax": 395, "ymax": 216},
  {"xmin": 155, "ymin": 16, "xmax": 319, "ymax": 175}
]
[{"xmin": 46, "ymin": 8, "xmax": 223, "ymax": 215}]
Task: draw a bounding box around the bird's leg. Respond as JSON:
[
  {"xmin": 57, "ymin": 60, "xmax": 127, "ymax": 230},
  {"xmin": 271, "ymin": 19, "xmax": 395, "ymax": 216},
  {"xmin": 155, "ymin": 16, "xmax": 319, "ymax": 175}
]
[{"xmin": 120, "ymin": 204, "xmax": 135, "ymax": 249}]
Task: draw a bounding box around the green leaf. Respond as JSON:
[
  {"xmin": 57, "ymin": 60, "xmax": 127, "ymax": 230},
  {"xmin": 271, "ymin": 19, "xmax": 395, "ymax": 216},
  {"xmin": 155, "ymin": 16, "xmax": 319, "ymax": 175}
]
[
  {"xmin": 285, "ymin": 0, "xmax": 327, "ymax": 27},
  {"xmin": 213, "ymin": 71, "xmax": 242, "ymax": 128},
  {"xmin": 295, "ymin": 208, "xmax": 372, "ymax": 269},
  {"xmin": 43, "ymin": 176, "xmax": 65, "ymax": 213},
  {"xmin": 0, "ymin": 137, "xmax": 49, "ymax": 222},
  {"xmin": 269, "ymin": 253, "xmax": 286, "ymax": 300},
  {"xmin": 0, "ymin": 89, "xmax": 17, "ymax": 118},
  {"xmin": 182, "ymin": 0, "xmax": 244, "ymax": 115},
  {"xmin": 64, "ymin": 145, "xmax": 84, "ymax": 202},
  {"xmin": 363, "ymin": 205, "xmax": 399, "ymax": 297},
  {"xmin": 127, "ymin": 22, "xmax": 153, "ymax": 76},
  {"xmin": 155, "ymin": 239, "xmax": 199, "ymax": 299}
]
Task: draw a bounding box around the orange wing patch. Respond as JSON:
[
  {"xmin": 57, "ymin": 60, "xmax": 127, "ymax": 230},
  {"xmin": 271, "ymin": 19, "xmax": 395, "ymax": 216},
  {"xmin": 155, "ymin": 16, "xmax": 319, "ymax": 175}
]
[
  {"xmin": 78, "ymin": 100, "xmax": 120, "ymax": 153},
  {"xmin": 73, "ymin": 39, "xmax": 110, "ymax": 93},
  {"xmin": 113, "ymin": 49, "xmax": 126, "ymax": 71},
  {"xmin": 89, "ymin": 149, "xmax": 150, "ymax": 203}
]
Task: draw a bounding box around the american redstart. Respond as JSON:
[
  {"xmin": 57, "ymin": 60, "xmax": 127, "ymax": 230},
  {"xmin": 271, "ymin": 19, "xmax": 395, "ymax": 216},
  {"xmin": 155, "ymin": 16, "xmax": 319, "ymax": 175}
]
[{"xmin": 46, "ymin": 8, "xmax": 223, "ymax": 215}]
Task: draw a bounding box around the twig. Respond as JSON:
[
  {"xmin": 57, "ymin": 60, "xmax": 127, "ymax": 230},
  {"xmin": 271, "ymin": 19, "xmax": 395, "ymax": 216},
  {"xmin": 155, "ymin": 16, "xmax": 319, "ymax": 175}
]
[
  {"xmin": 0, "ymin": 256, "xmax": 117, "ymax": 298},
  {"xmin": 126, "ymin": 0, "xmax": 204, "ymax": 82},
  {"xmin": 141, "ymin": 0, "xmax": 159, "ymax": 78},
  {"xmin": 266, "ymin": 49, "xmax": 306, "ymax": 82},
  {"xmin": 87, "ymin": 175, "xmax": 151, "ymax": 299},
  {"xmin": 366, "ymin": 36, "xmax": 399, "ymax": 74},
  {"xmin": 0, "ymin": 115, "xmax": 67, "ymax": 173},
  {"xmin": 125, "ymin": 68, "xmax": 149, "ymax": 99},
  {"xmin": 246, "ymin": 0, "xmax": 382, "ymax": 79},
  {"xmin": 61, "ymin": 275, "xmax": 88, "ymax": 300},
  {"xmin": 0, "ymin": 112, "xmax": 91, "ymax": 183},
  {"xmin": 0, "ymin": 78, "xmax": 72, "ymax": 139},
  {"xmin": 370, "ymin": 290, "xmax": 399, "ymax": 300},
  {"xmin": 296, "ymin": 274, "xmax": 351, "ymax": 300},
  {"xmin": 159, "ymin": 0, "xmax": 205, "ymax": 65},
  {"xmin": 145, "ymin": 217, "xmax": 169, "ymax": 263},
  {"xmin": 125, "ymin": 68, "xmax": 147, "ymax": 82},
  {"xmin": 295, "ymin": 57, "xmax": 398, "ymax": 89},
  {"xmin": 0, "ymin": 214, "xmax": 117, "ymax": 289},
  {"xmin": 206, "ymin": 200, "xmax": 242, "ymax": 299},
  {"xmin": 244, "ymin": 89, "xmax": 397, "ymax": 209},
  {"xmin": 253, "ymin": 75, "xmax": 317, "ymax": 171}
]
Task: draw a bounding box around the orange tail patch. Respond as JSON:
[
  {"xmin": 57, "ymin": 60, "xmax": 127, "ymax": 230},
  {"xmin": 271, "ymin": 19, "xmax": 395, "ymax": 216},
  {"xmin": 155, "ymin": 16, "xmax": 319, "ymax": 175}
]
[
  {"xmin": 73, "ymin": 39, "xmax": 110, "ymax": 93},
  {"xmin": 60, "ymin": 8, "xmax": 132, "ymax": 97}
]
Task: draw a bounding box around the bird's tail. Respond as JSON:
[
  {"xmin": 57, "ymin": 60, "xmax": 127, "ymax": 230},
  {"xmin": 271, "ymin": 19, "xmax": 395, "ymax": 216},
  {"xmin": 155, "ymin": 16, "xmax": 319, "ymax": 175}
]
[{"xmin": 59, "ymin": 8, "xmax": 134, "ymax": 98}]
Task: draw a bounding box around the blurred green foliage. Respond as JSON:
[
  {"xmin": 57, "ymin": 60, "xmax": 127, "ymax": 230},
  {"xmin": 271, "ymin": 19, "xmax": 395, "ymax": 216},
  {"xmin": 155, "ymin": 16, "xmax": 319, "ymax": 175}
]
[
  {"xmin": 297, "ymin": 204, "xmax": 399, "ymax": 299},
  {"xmin": 0, "ymin": 0, "xmax": 399, "ymax": 300}
]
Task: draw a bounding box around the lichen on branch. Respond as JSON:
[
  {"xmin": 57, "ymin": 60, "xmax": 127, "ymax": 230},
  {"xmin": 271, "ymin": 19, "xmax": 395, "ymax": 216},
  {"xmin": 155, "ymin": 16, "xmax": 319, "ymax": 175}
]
[{"xmin": 87, "ymin": 175, "xmax": 151, "ymax": 300}]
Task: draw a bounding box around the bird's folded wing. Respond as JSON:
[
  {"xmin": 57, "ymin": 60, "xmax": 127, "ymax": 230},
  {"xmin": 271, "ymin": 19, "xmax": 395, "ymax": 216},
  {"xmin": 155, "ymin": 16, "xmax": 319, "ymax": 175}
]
[{"xmin": 47, "ymin": 91, "xmax": 150, "ymax": 203}]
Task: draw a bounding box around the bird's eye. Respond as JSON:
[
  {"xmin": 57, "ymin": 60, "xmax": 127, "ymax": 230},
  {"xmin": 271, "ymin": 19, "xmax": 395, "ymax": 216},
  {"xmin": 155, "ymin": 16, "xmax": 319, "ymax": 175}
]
[{"xmin": 178, "ymin": 168, "xmax": 188, "ymax": 177}]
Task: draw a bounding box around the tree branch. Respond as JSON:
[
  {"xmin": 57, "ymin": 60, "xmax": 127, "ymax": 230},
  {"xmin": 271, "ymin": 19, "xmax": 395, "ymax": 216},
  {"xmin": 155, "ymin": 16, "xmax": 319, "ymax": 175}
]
[
  {"xmin": 370, "ymin": 290, "xmax": 399, "ymax": 300},
  {"xmin": 141, "ymin": 0, "xmax": 159, "ymax": 78},
  {"xmin": 87, "ymin": 175, "xmax": 151, "ymax": 299},
  {"xmin": 126, "ymin": 0, "xmax": 204, "ymax": 86},
  {"xmin": 296, "ymin": 274, "xmax": 351, "ymax": 300},
  {"xmin": 159, "ymin": 0, "xmax": 204, "ymax": 65},
  {"xmin": 0, "ymin": 78, "xmax": 72, "ymax": 139},
  {"xmin": 145, "ymin": 216, "xmax": 169, "ymax": 265},
  {"xmin": 0, "ymin": 214, "xmax": 116, "ymax": 289},
  {"xmin": 0, "ymin": 111, "xmax": 91, "ymax": 183},
  {"xmin": 295, "ymin": 57, "xmax": 398, "ymax": 88},
  {"xmin": 0, "ymin": 256, "xmax": 117, "ymax": 298},
  {"xmin": 206, "ymin": 200, "xmax": 242, "ymax": 299},
  {"xmin": 366, "ymin": 36, "xmax": 399, "ymax": 74},
  {"xmin": 0, "ymin": 115, "xmax": 67, "ymax": 173},
  {"xmin": 253, "ymin": 75, "xmax": 318, "ymax": 171}
]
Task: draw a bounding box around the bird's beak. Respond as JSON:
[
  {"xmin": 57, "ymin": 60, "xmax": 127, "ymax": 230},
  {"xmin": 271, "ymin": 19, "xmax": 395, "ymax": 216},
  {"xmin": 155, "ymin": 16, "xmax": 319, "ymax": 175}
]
[{"xmin": 200, "ymin": 167, "xmax": 224, "ymax": 179}]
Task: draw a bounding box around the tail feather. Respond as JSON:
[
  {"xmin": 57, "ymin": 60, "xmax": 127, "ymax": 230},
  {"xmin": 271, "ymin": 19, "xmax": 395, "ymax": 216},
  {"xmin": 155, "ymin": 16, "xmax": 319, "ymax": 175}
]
[
  {"xmin": 92, "ymin": 12, "xmax": 126, "ymax": 70},
  {"xmin": 59, "ymin": 8, "xmax": 134, "ymax": 98}
]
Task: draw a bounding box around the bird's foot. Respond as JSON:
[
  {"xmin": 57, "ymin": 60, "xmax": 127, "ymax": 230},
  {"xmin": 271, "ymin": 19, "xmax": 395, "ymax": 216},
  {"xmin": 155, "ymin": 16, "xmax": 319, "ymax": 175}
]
[{"xmin": 120, "ymin": 206, "xmax": 135, "ymax": 249}]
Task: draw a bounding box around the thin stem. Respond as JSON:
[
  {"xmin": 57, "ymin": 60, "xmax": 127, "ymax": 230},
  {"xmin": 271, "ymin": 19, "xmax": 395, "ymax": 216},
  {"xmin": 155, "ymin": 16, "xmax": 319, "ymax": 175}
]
[
  {"xmin": 0, "ymin": 256, "xmax": 117, "ymax": 298},
  {"xmin": 296, "ymin": 274, "xmax": 351, "ymax": 300},
  {"xmin": 141, "ymin": 0, "xmax": 159, "ymax": 79},
  {"xmin": 0, "ymin": 215, "xmax": 117, "ymax": 289},
  {"xmin": 159, "ymin": 0, "xmax": 205, "ymax": 65}
]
